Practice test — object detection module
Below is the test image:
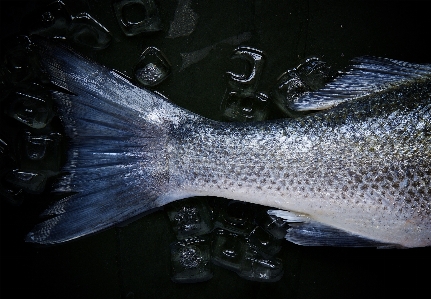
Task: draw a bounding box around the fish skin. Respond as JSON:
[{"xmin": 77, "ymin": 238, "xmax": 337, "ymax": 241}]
[
  {"xmin": 166, "ymin": 81, "xmax": 431, "ymax": 248},
  {"xmin": 26, "ymin": 39, "xmax": 431, "ymax": 247}
]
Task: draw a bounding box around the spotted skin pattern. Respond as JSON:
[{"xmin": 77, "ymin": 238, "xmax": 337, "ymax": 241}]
[{"xmin": 168, "ymin": 82, "xmax": 431, "ymax": 247}]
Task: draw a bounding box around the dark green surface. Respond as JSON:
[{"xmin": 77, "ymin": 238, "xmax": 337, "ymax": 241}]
[{"xmin": 1, "ymin": 1, "xmax": 431, "ymax": 298}]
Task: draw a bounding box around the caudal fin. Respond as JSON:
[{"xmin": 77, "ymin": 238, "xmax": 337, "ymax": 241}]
[{"xmin": 26, "ymin": 38, "xmax": 192, "ymax": 244}]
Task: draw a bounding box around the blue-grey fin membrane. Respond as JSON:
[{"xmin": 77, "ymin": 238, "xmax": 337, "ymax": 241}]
[
  {"xmin": 268, "ymin": 210, "xmax": 393, "ymax": 248},
  {"xmin": 26, "ymin": 38, "xmax": 189, "ymax": 244},
  {"xmin": 291, "ymin": 56, "xmax": 431, "ymax": 111}
]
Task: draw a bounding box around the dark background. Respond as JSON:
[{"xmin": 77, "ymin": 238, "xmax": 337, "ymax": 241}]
[{"xmin": 1, "ymin": 1, "xmax": 431, "ymax": 298}]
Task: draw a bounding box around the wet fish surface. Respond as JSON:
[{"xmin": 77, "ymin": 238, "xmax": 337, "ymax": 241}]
[{"xmin": 26, "ymin": 38, "xmax": 431, "ymax": 248}]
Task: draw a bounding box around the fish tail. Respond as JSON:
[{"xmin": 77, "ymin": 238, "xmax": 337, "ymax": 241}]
[{"xmin": 26, "ymin": 38, "xmax": 192, "ymax": 244}]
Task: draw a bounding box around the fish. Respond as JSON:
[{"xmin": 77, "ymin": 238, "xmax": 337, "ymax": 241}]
[{"xmin": 26, "ymin": 38, "xmax": 431, "ymax": 248}]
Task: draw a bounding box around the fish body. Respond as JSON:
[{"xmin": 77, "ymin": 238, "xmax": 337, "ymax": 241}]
[
  {"xmin": 168, "ymin": 83, "xmax": 431, "ymax": 248},
  {"xmin": 27, "ymin": 39, "xmax": 431, "ymax": 248}
]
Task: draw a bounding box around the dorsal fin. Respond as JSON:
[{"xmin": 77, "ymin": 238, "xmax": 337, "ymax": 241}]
[{"xmin": 290, "ymin": 56, "xmax": 431, "ymax": 111}]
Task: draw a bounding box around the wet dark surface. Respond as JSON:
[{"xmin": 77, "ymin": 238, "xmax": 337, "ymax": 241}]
[{"xmin": 1, "ymin": 1, "xmax": 431, "ymax": 298}]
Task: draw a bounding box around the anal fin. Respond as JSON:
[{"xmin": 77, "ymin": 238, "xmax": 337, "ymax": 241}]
[{"xmin": 268, "ymin": 210, "xmax": 394, "ymax": 248}]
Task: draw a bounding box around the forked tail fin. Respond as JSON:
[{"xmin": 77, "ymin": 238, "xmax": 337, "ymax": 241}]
[{"xmin": 26, "ymin": 38, "xmax": 193, "ymax": 244}]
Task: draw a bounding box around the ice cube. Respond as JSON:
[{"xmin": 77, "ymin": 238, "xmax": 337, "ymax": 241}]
[
  {"xmin": 26, "ymin": 0, "xmax": 71, "ymax": 39},
  {"xmin": 211, "ymin": 229, "xmax": 244, "ymax": 272},
  {"xmin": 227, "ymin": 47, "xmax": 265, "ymax": 95},
  {"xmin": 248, "ymin": 226, "xmax": 282, "ymax": 256},
  {"xmin": 20, "ymin": 132, "xmax": 62, "ymax": 173},
  {"xmin": 212, "ymin": 228, "xmax": 284, "ymax": 282},
  {"xmin": 7, "ymin": 87, "xmax": 53, "ymax": 129},
  {"xmin": 165, "ymin": 198, "xmax": 213, "ymax": 239},
  {"xmin": 239, "ymin": 247, "xmax": 284, "ymax": 282},
  {"xmin": 256, "ymin": 209, "xmax": 290, "ymax": 240},
  {"xmin": 222, "ymin": 47, "xmax": 269, "ymax": 122},
  {"xmin": 113, "ymin": 0, "xmax": 161, "ymax": 36},
  {"xmin": 213, "ymin": 200, "xmax": 255, "ymax": 234},
  {"xmin": 134, "ymin": 47, "xmax": 171, "ymax": 86},
  {"xmin": 170, "ymin": 237, "xmax": 212, "ymax": 283},
  {"xmin": 69, "ymin": 13, "xmax": 112, "ymax": 49},
  {"xmin": 4, "ymin": 170, "xmax": 47, "ymax": 194},
  {"xmin": 221, "ymin": 91, "xmax": 268, "ymax": 122},
  {"xmin": 2, "ymin": 36, "xmax": 41, "ymax": 84}
]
